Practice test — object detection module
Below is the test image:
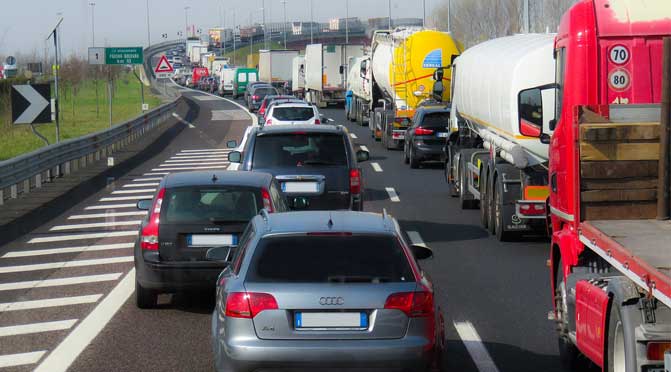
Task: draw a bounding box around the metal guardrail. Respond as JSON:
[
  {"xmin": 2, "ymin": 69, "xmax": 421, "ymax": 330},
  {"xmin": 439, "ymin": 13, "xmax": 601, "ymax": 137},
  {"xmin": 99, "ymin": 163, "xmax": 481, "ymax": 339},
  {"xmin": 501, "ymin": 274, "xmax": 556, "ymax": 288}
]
[{"xmin": 0, "ymin": 41, "xmax": 183, "ymax": 206}]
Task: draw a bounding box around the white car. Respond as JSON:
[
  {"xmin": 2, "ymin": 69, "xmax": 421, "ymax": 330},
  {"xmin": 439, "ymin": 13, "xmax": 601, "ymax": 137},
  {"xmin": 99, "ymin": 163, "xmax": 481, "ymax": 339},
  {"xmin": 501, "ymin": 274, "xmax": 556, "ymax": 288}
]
[{"xmin": 263, "ymin": 103, "xmax": 325, "ymax": 126}]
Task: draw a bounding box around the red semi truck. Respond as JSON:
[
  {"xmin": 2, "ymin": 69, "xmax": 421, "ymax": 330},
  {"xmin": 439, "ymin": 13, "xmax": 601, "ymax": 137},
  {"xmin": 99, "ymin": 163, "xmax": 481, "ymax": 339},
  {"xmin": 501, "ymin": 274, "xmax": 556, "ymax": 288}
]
[{"xmin": 517, "ymin": 0, "xmax": 671, "ymax": 371}]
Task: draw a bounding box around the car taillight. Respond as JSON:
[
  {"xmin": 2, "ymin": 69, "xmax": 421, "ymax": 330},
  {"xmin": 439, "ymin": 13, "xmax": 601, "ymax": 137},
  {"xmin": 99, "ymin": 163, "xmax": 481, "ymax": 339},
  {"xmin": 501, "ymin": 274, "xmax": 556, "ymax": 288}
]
[
  {"xmin": 261, "ymin": 188, "xmax": 273, "ymax": 212},
  {"xmin": 140, "ymin": 188, "xmax": 165, "ymax": 251},
  {"xmin": 349, "ymin": 168, "xmax": 361, "ymax": 195},
  {"xmin": 414, "ymin": 127, "xmax": 434, "ymax": 135},
  {"xmin": 384, "ymin": 291, "xmax": 434, "ymax": 317},
  {"xmin": 252, "ymin": 95, "xmax": 259, "ymax": 100},
  {"xmin": 225, "ymin": 292, "xmax": 278, "ymax": 318},
  {"xmin": 314, "ymin": 118, "xmax": 321, "ymax": 124},
  {"xmin": 647, "ymin": 342, "xmax": 671, "ymax": 360},
  {"xmin": 266, "ymin": 119, "xmax": 272, "ymax": 125},
  {"xmin": 518, "ymin": 202, "xmax": 546, "ymax": 216}
]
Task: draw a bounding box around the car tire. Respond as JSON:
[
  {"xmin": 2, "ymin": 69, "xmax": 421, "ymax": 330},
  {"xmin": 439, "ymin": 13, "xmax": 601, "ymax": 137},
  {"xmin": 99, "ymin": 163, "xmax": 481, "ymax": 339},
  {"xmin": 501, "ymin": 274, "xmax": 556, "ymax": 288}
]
[
  {"xmin": 409, "ymin": 146, "xmax": 420, "ymax": 169},
  {"xmin": 135, "ymin": 280, "xmax": 157, "ymax": 309},
  {"xmin": 404, "ymin": 143, "xmax": 410, "ymax": 164}
]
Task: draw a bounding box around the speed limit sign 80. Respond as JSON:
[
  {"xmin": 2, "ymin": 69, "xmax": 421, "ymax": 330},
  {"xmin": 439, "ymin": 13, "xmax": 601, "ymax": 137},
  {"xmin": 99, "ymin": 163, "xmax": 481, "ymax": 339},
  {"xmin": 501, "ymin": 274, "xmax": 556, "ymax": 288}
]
[{"xmin": 608, "ymin": 69, "xmax": 631, "ymax": 91}]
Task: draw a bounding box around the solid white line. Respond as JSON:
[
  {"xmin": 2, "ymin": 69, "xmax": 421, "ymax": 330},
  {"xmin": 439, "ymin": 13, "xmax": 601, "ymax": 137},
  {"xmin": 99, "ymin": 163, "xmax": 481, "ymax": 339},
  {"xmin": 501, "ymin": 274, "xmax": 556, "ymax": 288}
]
[
  {"xmin": 350, "ymin": 133, "xmax": 358, "ymax": 139},
  {"xmin": 0, "ymin": 319, "xmax": 78, "ymax": 337},
  {"xmin": 132, "ymin": 177, "xmax": 164, "ymax": 182},
  {"xmin": 0, "ymin": 273, "xmax": 123, "ymax": 291},
  {"xmin": 27, "ymin": 231, "xmax": 138, "ymax": 244},
  {"xmin": 111, "ymin": 188, "xmax": 156, "ymax": 194},
  {"xmin": 165, "ymin": 158, "xmax": 228, "ymax": 163},
  {"xmin": 371, "ymin": 162, "xmax": 383, "ymax": 172},
  {"xmin": 406, "ymin": 231, "xmax": 427, "ymax": 248},
  {"xmin": 144, "ymin": 172, "xmax": 170, "ymax": 176},
  {"xmin": 3, "ymin": 243, "xmax": 134, "ymax": 258},
  {"xmin": 360, "ymin": 145, "xmax": 369, "ymax": 152},
  {"xmin": 453, "ymin": 321, "xmax": 500, "ymax": 372},
  {"xmin": 0, "ymin": 256, "xmax": 134, "ymax": 274},
  {"xmin": 385, "ymin": 187, "xmax": 400, "ymax": 202},
  {"xmin": 49, "ymin": 221, "xmax": 141, "ymax": 231},
  {"xmin": 122, "ymin": 183, "xmax": 159, "ymax": 188},
  {"xmin": 68, "ymin": 211, "xmax": 147, "ymax": 220},
  {"xmin": 159, "ymin": 161, "xmax": 229, "ymax": 167},
  {"xmin": 0, "ymin": 294, "xmax": 102, "ymax": 312},
  {"xmin": 152, "ymin": 166, "xmax": 229, "ymax": 171},
  {"xmin": 34, "ymin": 270, "xmax": 136, "ymax": 372},
  {"xmin": 84, "ymin": 203, "xmax": 137, "ymax": 210},
  {"xmin": 0, "ymin": 351, "xmax": 46, "ymax": 368},
  {"xmin": 99, "ymin": 195, "xmax": 153, "ymax": 202},
  {"xmin": 172, "ymin": 112, "xmax": 195, "ymax": 128}
]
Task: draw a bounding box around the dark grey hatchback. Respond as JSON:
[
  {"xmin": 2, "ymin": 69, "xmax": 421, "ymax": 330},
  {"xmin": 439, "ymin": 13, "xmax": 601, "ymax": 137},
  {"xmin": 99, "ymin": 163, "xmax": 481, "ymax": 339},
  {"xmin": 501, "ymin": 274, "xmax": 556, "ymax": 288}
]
[
  {"xmin": 228, "ymin": 125, "xmax": 369, "ymax": 211},
  {"xmin": 133, "ymin": 171, "xmax": 288, "ymax": 308}
]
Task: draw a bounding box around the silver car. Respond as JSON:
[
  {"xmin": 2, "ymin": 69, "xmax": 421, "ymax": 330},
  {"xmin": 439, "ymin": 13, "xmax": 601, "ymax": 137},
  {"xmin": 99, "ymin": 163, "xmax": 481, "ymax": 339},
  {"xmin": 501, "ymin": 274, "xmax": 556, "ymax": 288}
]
[{"xmin": 209, "ymin": 210, "xmax": 444, "ymax": 372}]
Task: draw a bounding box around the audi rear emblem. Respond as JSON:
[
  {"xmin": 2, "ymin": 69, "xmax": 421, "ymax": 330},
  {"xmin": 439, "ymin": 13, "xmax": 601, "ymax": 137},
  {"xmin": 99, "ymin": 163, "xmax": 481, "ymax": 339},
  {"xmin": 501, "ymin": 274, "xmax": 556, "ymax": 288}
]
[{"xmin": 319, "ymin": 297, "xmax": 344, "ymax": 305}]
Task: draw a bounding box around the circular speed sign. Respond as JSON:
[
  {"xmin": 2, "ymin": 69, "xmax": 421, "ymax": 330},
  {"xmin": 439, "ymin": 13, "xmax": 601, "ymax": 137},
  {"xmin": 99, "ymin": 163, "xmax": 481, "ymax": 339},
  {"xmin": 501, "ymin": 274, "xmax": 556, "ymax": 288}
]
[
  {"xmin": 608, "ymin": 69, "xmax": 631, "ymax": 91},
  {"xmin": 609, "ymin": 45, "xmax": 630, "ymax": 65}
]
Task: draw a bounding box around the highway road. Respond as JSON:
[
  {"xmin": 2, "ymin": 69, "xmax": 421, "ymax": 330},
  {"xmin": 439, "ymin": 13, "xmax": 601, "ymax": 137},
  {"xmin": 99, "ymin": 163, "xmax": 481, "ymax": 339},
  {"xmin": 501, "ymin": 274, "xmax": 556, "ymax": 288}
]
[{"xmin": 0, "ymin": 81, "xmax": 593, "ymax": 372}]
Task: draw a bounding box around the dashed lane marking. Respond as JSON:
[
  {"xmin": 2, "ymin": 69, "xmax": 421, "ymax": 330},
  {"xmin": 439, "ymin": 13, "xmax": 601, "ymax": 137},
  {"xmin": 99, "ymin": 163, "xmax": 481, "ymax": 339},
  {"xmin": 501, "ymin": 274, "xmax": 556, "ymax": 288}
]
[
  {"xmin": 0, "ymin": 273, "xmax": 123, "ymax": 291},
  {"xmin": 3, "ymin": 243, "xmax": 133, "ymax": 258},
  {"xmin": 0, "ymin": 294, "xmax": 102, "ymax": 312},
  {"xmin": 122, "ymin": 183, "xmax": 160, "ymax": 188},
  {"xmin": 179, "ymin": 148, "xmax": 228, "ymax": 153},
  {"xmin": 165, "ymin": 158, "xmax": 228, "ymax": 163},
  {"xmin": 111, "ymin": 189, "xmax": 156, "ymax": 194},
  {"xmin": 0, "ymin": 256, "xmax": 134, "ymax": 274},
  {"xmin": 151, "ymin": 166, "xmax": 229, "ymax": 171},
  {"xmin": 143, "ymin": 172, "xmax": 170, "ymax": 176},
  {"xmin": 171, "ymin": 154, "xmax": 230, "ymax": 160},
  {"xmin": 0, "ymin": 351, "xmax": 46, "ymax": 368},
  {"xmin": 49, "ymin": 221, "xmax": 142, "ymax": 231},
  {"xmin": 84, "ymin": 204, "xmax": 136, "ymax": 210},
  {"xmin": 350, "ymin": 133, "xmax": 358, "ymax": 139},
  {"xmin": 385, "ymin": 187, "xmax": 400, "ymax": 202},
  {"xmin": 190, "ymin": 95, "xmax": 221, "ymax": 101},
  {"xmin": 99, "ymin": 195, "xmax": 154, "ymax": 202},
  {"xmin": 360, "ymin": 145, "xmax": 369, "ymax": 152},
  {"xmin": 453, "ymin": 321, "xmax": 501, "ymax": 372},
  {"xmin": 371, "ymin": 162, "xmax": 383, "ymax": 172},
  {"xmin": 68, "ymin": 211, "xmax": 147, "ymax": 220},
  {"xmin": 0, "ymin": 319, "xmax": 78, "ymax": 337},
  {"xmin": 27, "ymin": 231, "xmax": 138, "ymax": 244},
  {"xmin": 158, "ymin": 161, "xmax": 229, "ymax": 167},
  {"xmin": 132, "ymin": 177, "xmax": 164, "ymax": 182}
]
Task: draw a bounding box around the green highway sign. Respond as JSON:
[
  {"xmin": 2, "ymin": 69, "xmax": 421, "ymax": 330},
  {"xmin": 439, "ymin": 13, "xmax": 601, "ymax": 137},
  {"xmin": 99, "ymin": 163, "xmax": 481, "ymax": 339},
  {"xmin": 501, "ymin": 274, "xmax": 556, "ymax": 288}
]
[{"xmin": 104, "ymin": 47, "xmax": 143, "ymax": 65}]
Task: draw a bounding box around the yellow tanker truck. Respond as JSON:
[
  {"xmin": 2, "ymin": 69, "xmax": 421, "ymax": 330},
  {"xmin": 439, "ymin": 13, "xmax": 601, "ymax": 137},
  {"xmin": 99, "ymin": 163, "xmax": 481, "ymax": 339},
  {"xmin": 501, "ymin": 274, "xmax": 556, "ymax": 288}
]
[{"xmin": 359, "ymin": 28, "xmax": 461, "ymax": 148}]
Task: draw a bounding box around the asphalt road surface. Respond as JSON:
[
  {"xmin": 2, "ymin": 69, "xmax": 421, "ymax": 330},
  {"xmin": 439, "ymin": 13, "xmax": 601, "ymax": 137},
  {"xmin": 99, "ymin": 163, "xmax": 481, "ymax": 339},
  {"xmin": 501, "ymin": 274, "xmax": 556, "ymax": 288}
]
[{"xmin": 0, "ymin": 83, "xmax": 588, "ymax": 372}]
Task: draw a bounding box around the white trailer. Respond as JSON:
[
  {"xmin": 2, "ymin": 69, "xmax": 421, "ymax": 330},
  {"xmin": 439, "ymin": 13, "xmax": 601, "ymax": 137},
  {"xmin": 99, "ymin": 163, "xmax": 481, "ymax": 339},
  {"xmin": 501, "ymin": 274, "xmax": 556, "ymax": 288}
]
[
  {"xmin": 292, "ymin": 55, "xmax": 306, "ymax": 98},
  {"xmin": 346, "ymin": 56, "xmax": 372, "ymax": 125},
  {"xmin": 305, "ymin": 44, "xmax": 365, "ymax": 108},
  {"xmin": 190, "ymin": 46, "xmax": 208, "ymax": 67},
  {"xmin": 258, "ymin": 50, "xmax": 299, "ymax": 93},
  {"xmin": 218, "ymin": 67, "xmax": 236, "ymax": 95},
  {"xmin": 445, "ymin": 33, "xmax": 556, "ymax": 241}
]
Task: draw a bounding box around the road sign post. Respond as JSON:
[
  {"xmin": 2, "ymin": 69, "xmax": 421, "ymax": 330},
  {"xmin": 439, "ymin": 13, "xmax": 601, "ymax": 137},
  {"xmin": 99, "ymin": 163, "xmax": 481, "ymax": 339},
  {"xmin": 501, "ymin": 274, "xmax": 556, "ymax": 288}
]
[{"xmin": 154, "ymin": 55, "xmax": 174, "ymax": 79}]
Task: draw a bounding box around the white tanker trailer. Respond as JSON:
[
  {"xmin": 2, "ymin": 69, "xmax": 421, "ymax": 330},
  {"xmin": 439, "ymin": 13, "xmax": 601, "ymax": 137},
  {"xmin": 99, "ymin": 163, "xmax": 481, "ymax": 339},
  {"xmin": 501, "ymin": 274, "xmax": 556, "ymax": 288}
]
[
  {"xmin": 346, "ymin": 56, "xmax": 372, "ymax": 124},
  {"xmin": 445, "ymin": 33, "xmax": 557, "ymax": 241}
]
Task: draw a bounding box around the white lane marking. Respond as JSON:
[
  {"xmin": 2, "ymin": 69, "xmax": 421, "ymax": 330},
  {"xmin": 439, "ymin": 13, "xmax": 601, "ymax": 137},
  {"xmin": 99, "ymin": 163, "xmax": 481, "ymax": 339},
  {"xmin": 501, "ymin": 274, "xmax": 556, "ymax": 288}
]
[
  {"xmin": 179, "ymin": 149, "xmax": 227, "ymax": 153},
  {"xmin": 0, "ymin": 319, "xmax": 78, "ymax": 337},
  {"xmin": 84, "ymin": 203, "xmax": 136, "ymax": 210},
  {"xmin": 0, "ymin": 294, "xmax": 102, "ymax": 312},
  {"xmin": 144, "ymin": 172, "xmax": 170, "ymax": 176},
  {"xmin": 191, "ymin": 95, "xmax": 221, "ymax": 101},
  {"xmin": 111, "ymin": 189, "xmax": 156, "ymax": 194},
  {"xmin": 172, "ymin": 112, "xmax": 196, "ymax": 128},
  {"xmin": 34, "ymin": 269, "xmax": 136, "ymax": 372},
  {"xmin": 165, "ymin": 158, "xmax": 228, "ymax": 163},
  {"xmin": 350, "ymin": 133, "xmax": 358, "ymax": 139},
  {"xmin": 27, "ymin": 231, "xmax": 138, "ymax": 244},
  {"xmin": 0, "ymin": 351, "xmax": 46, "ymax": 368},
  {"xmin": 122, "ymin": 183, "xmax": 159, "ymax": 188},
  {"xmin": 385, "ymin": 187, "xmax": 400, "ymax": 202},
  {"xmin": 132, "ymin": 177, "xmax": 163, "ymax": 182},
  {"xmin": 159, "ymin": 161, "xmax": 229, "ymax": 167},
  {"xmin": 175, "ymin": 152, "xmax": 230, "ymax": 157},
  {"xmin": 0, "ymin": 256, "xmax": 134, "ymax": 274},
  {"xmin": 371, "ymin": 162, "xmax": 383, "ymax": 172},
  {"xmin": 406, "ymin": 231, "xmax": 427, "ymax": 248},
  {"xmin": 0, "ymin": 273, "xmax": 123, "ymax": 291},
  {"xmin": 99, "ymin": 195, "xmax": 154, "ymax": 202},
  {"xmin": 360, "ymin": 145, "xmax": 369, "ymax": 152},
  {"xmin": 68, "ymin": 211, "xmax": 147, "ymax": 220},
  {"xmin": 453, "ymin": 321, "xmax": 500, "ymax": 372},
  {"xmin": 227, "ymin": 163, "xmax": 240, "ymax": 171},
  {"xmin": 152, "ymin": 166, "xmax": 229, "ymax": 171},
  {"xmin": 3, "ymin": 243, "xmax": 133, "ymax": 258},
  {"xmin": 49, "ymin": 221, "xmax": 141, "ymax": 231},
  {"xmin": 171, "ymin": 154, "xmax": 230, "ymax": 160}
]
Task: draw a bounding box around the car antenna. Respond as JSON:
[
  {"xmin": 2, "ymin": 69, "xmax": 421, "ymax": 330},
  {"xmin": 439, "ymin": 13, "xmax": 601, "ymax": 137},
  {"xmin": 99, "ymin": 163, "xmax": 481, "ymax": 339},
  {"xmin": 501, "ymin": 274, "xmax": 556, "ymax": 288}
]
[
  {"xmin": 327, "ymin": 213, "xmax": 334, "ymax": 229},
  {"xmin": 211, "ymin": 174, "xmax": 218, "ymax": 183}
]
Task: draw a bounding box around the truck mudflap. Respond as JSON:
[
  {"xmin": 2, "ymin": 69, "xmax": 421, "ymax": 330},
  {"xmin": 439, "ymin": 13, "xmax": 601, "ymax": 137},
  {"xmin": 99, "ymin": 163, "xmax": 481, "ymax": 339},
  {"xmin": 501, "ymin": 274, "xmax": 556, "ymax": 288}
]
[{"xmin": 575, "ymin": 280, "xmax": 609, "ymax": 367}]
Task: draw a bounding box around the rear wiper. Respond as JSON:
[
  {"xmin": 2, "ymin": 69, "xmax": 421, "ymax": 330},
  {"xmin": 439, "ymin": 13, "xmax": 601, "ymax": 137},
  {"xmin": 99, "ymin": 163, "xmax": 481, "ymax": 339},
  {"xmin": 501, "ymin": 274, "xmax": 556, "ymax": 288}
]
[
  {"xmin": 327, "ymin": 275, "xmax": 391, "ymax": 283},
  {"xmin": 302, "ymin": 160, "xmax": 338, "ymax": 166}
]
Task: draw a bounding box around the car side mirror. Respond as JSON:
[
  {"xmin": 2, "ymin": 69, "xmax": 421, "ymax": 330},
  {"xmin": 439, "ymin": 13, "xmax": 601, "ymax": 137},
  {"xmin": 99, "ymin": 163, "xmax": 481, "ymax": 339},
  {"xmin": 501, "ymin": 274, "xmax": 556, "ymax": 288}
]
[
  {"xmin": 228, "ymin": 151, "xmax": 242, "ymax": 163},
  {"xmin": 226, "ymin": 140, "xmax": 237, "ymax": 149},
  {"xmin": 137, "ymin": 199, "xmax": 152, "ymax": 211},
  {"xmin": 517, "ymin": 87, "xmax": 543, "ymax": 138},
  {"xmin": 356, "ymin": 150, "xmax": 369, "ymax": 162},
  {"xmin": 411, "ymin": 244, "xmax": 433, "ymax": 260},
  {"xmin": 205, "ymin": 246, "xmax": 233, "ymax": 262}
]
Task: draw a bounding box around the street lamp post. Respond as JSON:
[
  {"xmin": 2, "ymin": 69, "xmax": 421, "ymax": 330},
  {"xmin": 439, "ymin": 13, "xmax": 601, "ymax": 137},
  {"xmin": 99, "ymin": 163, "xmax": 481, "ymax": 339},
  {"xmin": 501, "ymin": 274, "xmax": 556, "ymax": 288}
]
[
  {"xmin": 310, "ymin": 0, "xmax": 314, "ymax": 44},
  {"xmin": 89, "ymin": 2, "xmax": 99, "ymax": 118},
  {"xmin": 423, "ymin": 0, "xmax": 426, "ymax": 28},
  {"xmin": 184, "ymin": 6, "xmax": 190, "ymax": 38},
  {"xmin": 345, "ymin": 0, "xmax": 349, "ymax": 44},
  {"xmin": 146, "ymin": 0, "xmax": 151, "ymax": 46},
  {"xmin": 262, "ymin": 0, "xmax": 267, "ymax": 49},
  {"xmin": 281, "ymin": 0, "xmax": 288, "ymax": 49},
  {"xmin": 388, "ymin": 0, "xmax": 392, "ymax": 30}
]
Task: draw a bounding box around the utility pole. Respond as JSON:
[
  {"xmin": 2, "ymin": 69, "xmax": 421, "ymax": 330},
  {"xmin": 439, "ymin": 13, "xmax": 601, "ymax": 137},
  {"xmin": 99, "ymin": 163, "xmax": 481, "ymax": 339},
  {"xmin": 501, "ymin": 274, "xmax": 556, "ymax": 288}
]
[
  {"xmin": 523, "ymin": 0, "xmax": 530, "ymax": 33},
  {"xmin": 233, "ymin": 10, "xmax": 237, "ymax": 65},
  {"xmin": 146, "ymin": 0, "xmax": 151, "ymax": 46},
  {"xmin": 48, "ymin": 18, "xmax": 63, "ymax": 144},
  {"xmin": 345, "ymin": 0, "xmax": 349, "ymax": 44},
  {"xmin": 262, "ymin": 0, "xmax": 267, "ymax": 49},
  {"xmin": 422, "ymin": 0, "xmax": 426, "ymax": 28},
  {"xmin": 89, "ymin": 2, "xmax": 99, "ymax": 118},
  {"xmin": 282, "ymin": 0, "xmax": 288, "ymax": 49},
  {"xmin": 310, "ymin": 0, "xmax": 314, "ymax": 44},
  {"xmin": 184, "ymin": 6, "xmax": 190, "ymax": 38},
  {"xmin": 447, "ymin": 0, "xmax": 451, "ymax": 32},
  {"xmin": 388, "ymin": 0, "xmax": 392, "ymax": 30}
]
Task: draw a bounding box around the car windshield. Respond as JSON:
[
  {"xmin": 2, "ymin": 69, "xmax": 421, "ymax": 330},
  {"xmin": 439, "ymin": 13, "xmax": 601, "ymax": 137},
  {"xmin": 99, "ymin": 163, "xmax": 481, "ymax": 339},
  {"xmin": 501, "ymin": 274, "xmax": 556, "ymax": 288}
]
[
  {"xmin": 421, "ymin": 112, "xmax": 451, "ymax": 128},
  {"xmin": 252, "ymin": 132, "xmax": 348, "ymax": 168},
  {"xmin": 246, "ymin": 235, "xmax": 415, "ymax": 283},
  {"xmin": 271, "ymin": 107, "xmax": 315, "ymax": 121},
  {"xmin": 162, "ymin": 187, "xmax": 261, "ymax": 224}
]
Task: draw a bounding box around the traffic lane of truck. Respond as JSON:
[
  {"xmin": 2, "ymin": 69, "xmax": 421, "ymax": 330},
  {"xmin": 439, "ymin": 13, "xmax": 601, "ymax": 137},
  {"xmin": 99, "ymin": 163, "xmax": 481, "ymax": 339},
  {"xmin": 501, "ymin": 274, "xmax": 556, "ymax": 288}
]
[{"xmin": 327, "ymin": 107, "xmax": 574, "ymax": 372}]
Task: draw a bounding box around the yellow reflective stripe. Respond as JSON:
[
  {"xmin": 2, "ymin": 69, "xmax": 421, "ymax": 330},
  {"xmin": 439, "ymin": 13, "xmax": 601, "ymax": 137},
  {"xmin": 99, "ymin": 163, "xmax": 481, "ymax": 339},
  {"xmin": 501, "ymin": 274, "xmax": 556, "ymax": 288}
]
[{"xmin": 524, "ymin": 186, "xmax": 550, "ymax": 200}]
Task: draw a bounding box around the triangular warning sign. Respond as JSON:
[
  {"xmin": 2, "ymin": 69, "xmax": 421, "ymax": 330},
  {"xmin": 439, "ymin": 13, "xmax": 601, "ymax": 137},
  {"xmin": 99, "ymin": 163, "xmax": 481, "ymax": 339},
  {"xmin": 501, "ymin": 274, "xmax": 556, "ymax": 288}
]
[{"xmin": 154, "ymin": 55, "xmax": 174, "ymax": 73}]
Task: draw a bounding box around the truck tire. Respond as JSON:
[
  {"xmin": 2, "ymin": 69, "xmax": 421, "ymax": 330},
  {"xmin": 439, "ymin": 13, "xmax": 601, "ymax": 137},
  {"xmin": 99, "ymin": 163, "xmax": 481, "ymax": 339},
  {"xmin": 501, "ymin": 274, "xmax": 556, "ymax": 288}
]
[
  {"xmin": 445, "ymin": 146, "xmax": 459, "ymax": 197},
  {"xmin": 459, "ymin": 154, "xmax": 477, "ymax": 209},
  {"xmin": 493, "ymin": 175, "xmax": 516, "ymax": 241},
  {"xmin": 555, "ymin": 259, "xmax": 588, "ymax": 371},
  {"xmin": 135, "ymin": 280, "xmax": 157, "ymax": 309},
  {"xmin": 480, "ymin": 166, "xmax": 489, "ymax": 228},
  {"xmin": 487, "ymin": 168, "xmax": 496, "ymax": 235},
  {"xmin": 606, "ymin": 300, "xmax": 639, "ymax": 372}
]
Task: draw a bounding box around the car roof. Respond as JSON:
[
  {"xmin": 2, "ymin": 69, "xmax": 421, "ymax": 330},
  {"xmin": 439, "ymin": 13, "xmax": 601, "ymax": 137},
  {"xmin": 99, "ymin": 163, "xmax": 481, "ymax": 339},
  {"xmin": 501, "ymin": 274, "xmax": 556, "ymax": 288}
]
[
  {"xmin": 416, "ymin": 105, "xmax": 450, "ymax": 113},
  {"xmin": 269, "ymin": 103, "xmax": 314, "ymax": 109},
  {"xmin": 163, "ymin": 170, "xmax": 273, "ymax": 188},
  {"xmin": 254, "ymin": 211, "xmax": 395, "ymax": 235},
  {"xmin": 255, "ymin": 124, "xmax": 343, "ymax": 135}
]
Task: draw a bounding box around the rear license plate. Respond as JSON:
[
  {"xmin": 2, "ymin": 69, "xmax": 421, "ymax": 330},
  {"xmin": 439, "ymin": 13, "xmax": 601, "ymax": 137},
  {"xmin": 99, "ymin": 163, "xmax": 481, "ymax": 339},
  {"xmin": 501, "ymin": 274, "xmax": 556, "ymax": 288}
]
[
  {"xmin": 282, "ymin": 182, "xmax": 319, "ymax": 193},
  {"xmin": 295, "ymin": 312, "xmax": 368, "ymax": 329},
  {"xmin": 187, "ymin": 234, "xmax": 237, "ymax": 247},
  {"xmin": 392, "ymin": 133, "xmax": 405, "ymax": 140},
  {"xmin": 437, "ymin": 132, "xmax": 449, "ymax": 138}
]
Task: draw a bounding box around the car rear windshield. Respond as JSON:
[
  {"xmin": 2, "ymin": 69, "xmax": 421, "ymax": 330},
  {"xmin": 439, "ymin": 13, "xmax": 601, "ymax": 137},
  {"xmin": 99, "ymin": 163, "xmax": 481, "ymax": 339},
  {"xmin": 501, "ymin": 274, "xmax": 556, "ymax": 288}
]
[
  {"xmin": 162, "ymin": 187, "xmax": 261, "ymax": 224},
  {"xmin": 252, "ymin": 133, "xmax": 348, "ymax": 168},
  {"xmin": 272, "ymin": 107, "xmax": 315, "ymax": 121},
  {"xmin": 246, "ymin": 235, "xmax": 415, "ymax": 283},
  {"xmin": 421, "ymin": 112, "xmax": 451, "ymax": 128},
  {"xmin": 255, "ymin": 88, "xmax": 276, "ymax": 96}
]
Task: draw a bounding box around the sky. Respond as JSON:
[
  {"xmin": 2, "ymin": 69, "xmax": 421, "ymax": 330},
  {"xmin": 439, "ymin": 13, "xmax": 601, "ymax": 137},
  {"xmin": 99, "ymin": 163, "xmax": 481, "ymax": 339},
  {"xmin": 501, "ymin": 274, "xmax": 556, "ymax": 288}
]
[{"xmin": 0, "ymin": 0, "xmax": 441, "ymax": 59}]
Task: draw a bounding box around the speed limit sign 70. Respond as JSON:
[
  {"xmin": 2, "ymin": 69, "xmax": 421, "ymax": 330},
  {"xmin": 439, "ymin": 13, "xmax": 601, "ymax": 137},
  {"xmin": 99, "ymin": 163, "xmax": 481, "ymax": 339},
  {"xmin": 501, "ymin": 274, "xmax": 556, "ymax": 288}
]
[{"xmin": 609, "ymin": 45, "xmax": 630, "ymax": 65}]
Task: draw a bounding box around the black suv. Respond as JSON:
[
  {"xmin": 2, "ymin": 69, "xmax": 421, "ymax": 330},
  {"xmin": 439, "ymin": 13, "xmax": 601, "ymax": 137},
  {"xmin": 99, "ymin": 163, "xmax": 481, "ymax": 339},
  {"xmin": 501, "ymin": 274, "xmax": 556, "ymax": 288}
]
[
  {"xmin": 227, "ymin": 125, "xmax": 369, "ymax": 211},
  {"xmin": 404, "ymin": 106, "xmax": 451, "ymax": 168}
]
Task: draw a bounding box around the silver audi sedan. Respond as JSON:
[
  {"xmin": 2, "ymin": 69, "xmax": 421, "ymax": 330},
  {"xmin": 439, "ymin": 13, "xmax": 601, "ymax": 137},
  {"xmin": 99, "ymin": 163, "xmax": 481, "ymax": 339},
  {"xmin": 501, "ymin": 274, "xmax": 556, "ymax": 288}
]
[{"xmin": 209, "ymin": 210, "xmax": 445, "ymax": 372}]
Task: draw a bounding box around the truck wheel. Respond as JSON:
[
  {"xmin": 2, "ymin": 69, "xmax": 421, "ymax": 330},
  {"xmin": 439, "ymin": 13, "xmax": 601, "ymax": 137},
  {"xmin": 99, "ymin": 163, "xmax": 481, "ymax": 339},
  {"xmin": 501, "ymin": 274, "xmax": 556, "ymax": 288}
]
[
  {"xmin": 480, "ymin": 167, "xmax": 489, "ymax": 229},
  {"xmin": 409, "ymin": 146, "xmax": 420, "ymax": 169},
  {"xmin": 494, "ymin": 176, "xmax": 515, "ymax": 241},
  {"xmin": 555, "ymin": 260, "xmax": 586, "ymax": 371},
  {"xmin": 487, "ymin": 171, "xmax": 496, "ymax": 235},
  {"xmin": 135, "ymin": 280, "xmax": 157, "ymax": 309},
  {"xmin": 459, "ymin": 155, "xmax": 476, "ymax": 209},
  {"xmin": 606, "ymin": 301, "xmax": 640, "ymax": 372}
]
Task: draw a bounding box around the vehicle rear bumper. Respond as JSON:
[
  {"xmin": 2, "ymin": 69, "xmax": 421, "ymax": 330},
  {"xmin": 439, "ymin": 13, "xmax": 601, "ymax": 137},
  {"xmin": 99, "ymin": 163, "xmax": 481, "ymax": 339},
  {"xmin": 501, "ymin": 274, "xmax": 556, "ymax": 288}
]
[
  {"xmin": 413, "ymin": 143, "xmax": 444, "ymax": 160},
  {"xmin": 216, "ymin": 336, "xmax": 433, "ymax": 372},
  {"xmin": 135, "ymin": 249, "xmax": 226, "ymax": 291}
]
